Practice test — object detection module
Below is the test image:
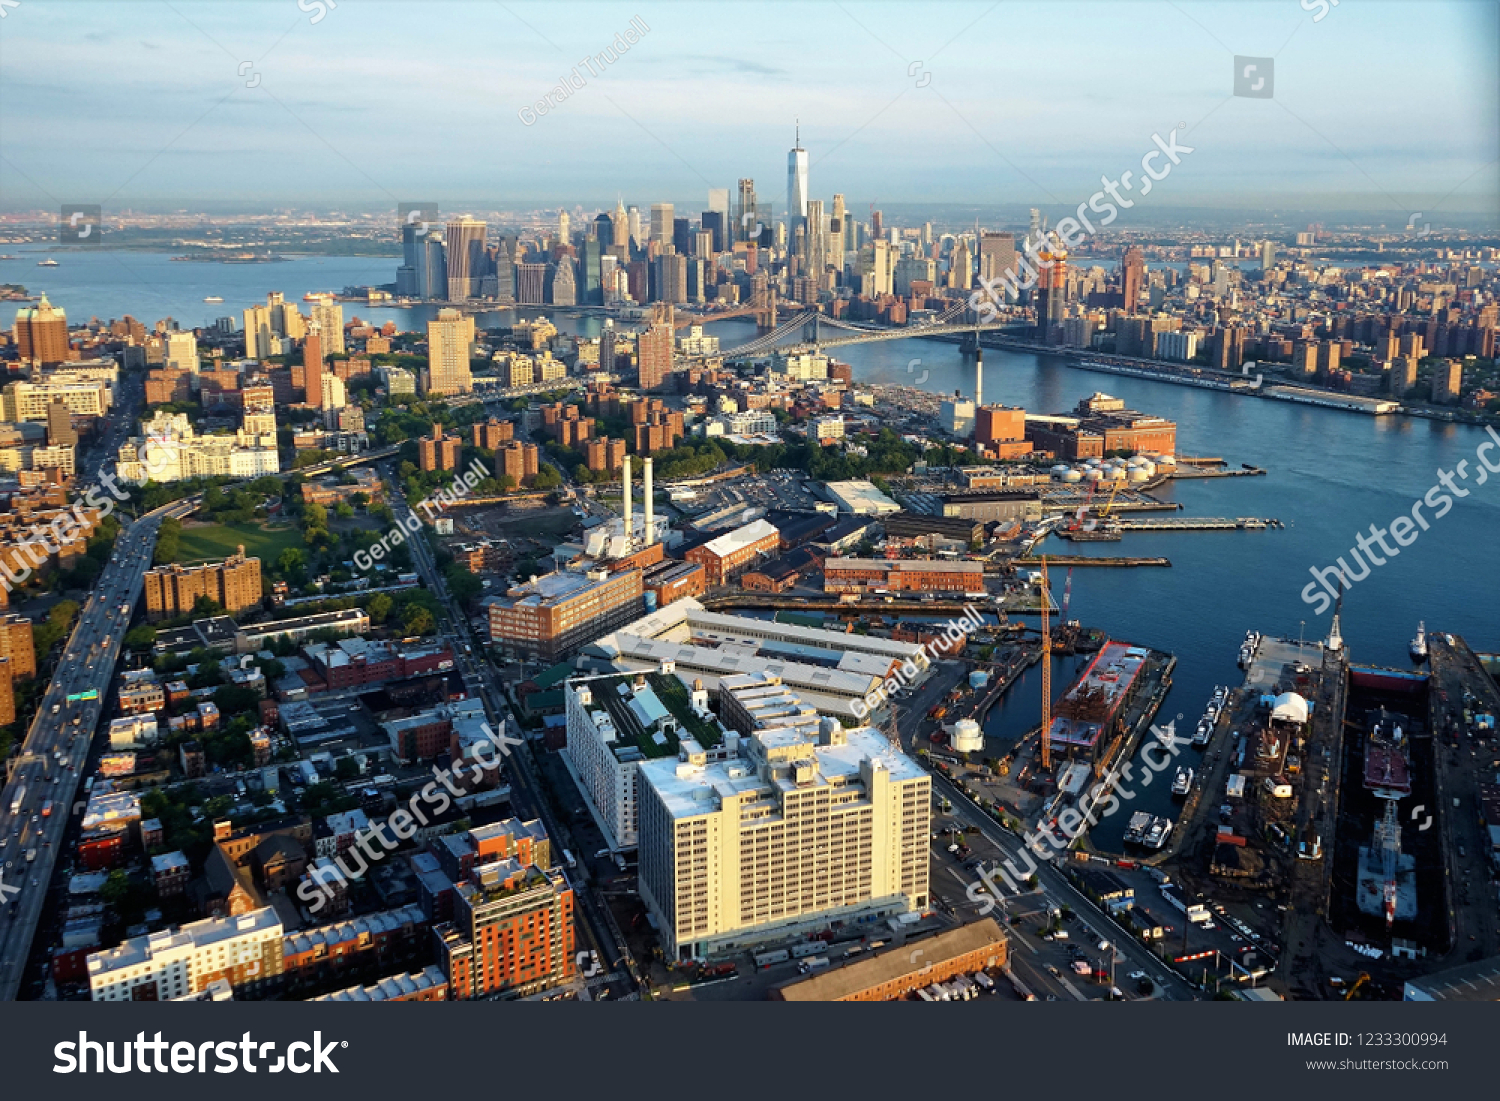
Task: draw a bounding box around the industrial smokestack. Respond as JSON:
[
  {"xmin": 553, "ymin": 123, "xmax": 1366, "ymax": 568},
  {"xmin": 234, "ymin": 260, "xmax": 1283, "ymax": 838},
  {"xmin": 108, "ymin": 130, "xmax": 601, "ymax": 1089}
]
[
  {"xmin": 643, "ymin": 458, "xmax": 654, "ymax": 546},
  {"xmin": 622, "ymin": 454, "xmax": 633, "ymax": 540},
  {"xmin": 975, "ymin": 346, "xmax": 984, "ymax": 409}
]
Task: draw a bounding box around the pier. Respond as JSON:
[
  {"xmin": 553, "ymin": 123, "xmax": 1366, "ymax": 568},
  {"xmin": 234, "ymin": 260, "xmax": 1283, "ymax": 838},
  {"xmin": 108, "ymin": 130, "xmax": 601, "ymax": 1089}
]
[
  {"xmin": 1020, "ymin": 555, "xmax": 1172, "ymax": 568},
  {"xmin": 1112, "ymin": 517, "xmax": 1284, "ymax": 532}
]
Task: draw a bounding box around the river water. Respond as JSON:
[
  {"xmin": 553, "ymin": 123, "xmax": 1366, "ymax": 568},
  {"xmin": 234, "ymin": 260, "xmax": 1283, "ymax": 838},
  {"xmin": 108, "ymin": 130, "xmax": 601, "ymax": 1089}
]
[{"xmin": 21, "ymin": 251, "xmax": 1498, "ymax": 846}]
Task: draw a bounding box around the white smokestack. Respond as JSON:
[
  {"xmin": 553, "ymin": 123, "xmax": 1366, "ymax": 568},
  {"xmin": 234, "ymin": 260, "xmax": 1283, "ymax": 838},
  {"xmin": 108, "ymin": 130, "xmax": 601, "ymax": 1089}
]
[
  {"xmin": 622, "ymin": 454, "xmax": 633, "ymax": 540},
  {"xmin": 643, "ymin": 457, "xmax": 654, "ymax": 546}
]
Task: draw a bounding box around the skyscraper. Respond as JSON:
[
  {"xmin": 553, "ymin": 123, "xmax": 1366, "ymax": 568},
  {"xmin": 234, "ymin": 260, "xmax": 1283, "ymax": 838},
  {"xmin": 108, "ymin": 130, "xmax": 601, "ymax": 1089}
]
[
  {"xmin": 417, "ymin": 232, "xmax": 447, "ymax": 301},
  {"xmin": 1260, "ymin": 239, "xmax": 1276, "ymax": 272},
  {"xmin": 310, "ymin": 301, "xmax": 345, "ymax": 354},
  {"xmin": 949, "ymin": 237, "xmax": 972, "ymax": 290},
  {"xmin": 736, "ymin": 179, "xmax": 758, "ymax": 241},
  {"xmin": 829, "ymin": 194, "xmax": 847, "ymax": 275},
  {"xmin": 787, "ymin": 124, "xmax": 809, "ymax": 250},
  {"xmin": 396, "ymin": 223, "xmax": 420, "ymax": 297},
  {"xmin": 978, "ymin": 232, "xmax": 1016, "ymax": 285},
  {"xmin": 637, "ymin": 304, "xmax": 675, "ymax": 391},
  {"xmin": 650, "ymin": 203, "xmax": 674, "ymax": 246},
  {"xmin": 444, "ymin": 217, "xmax": 488, "ymax": 301},
  {"xmin": 1035, "ymin": 251, "xmax": 1067, "ymax": 344},
  {"xmin": 424, "ymin": 309, "xmax": 474, "ymax": 396},
  {"xmin": 627, "ymin": 206, "xmax": 643, "ymax": 250},
  {"xmin": 804, "ymin": 199, "xmax": 825, "ymax": 275},
  {"xmin": 304, "ymin": 331, "xmax": 324, "ymax": 408},
  {"xmin": 557, "ymin": 210, "xmax": 570, "ymax": 242},
  {"xmin": 1120, "ymin": 246, "xmax": 1145, "ymax": 316},
  {"xmin": 243, "ymin": 304, "xmax": 273, "ymax": 359},
  {"xmin": 581, "ymin": 237, "xmax": 603, "ymax": 305},
  {"xmin": 593, "ymin": 213, "xmax": 614, "ymax": 249},
  {"xmin": 612, "ymin": 199, "xmax": 628, "ymax": 252},
  {"xmin": 13, "ymin": 295, "xmax": 68, "ymax": 366}
]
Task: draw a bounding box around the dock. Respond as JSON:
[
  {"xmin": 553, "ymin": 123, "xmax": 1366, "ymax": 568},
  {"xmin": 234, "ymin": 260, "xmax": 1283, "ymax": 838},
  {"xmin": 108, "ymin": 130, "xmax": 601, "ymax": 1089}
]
[
  {"xmin": 1019, "ymin": 555, "xmax": 1171, "ymax": 567},
  {"xmin": 1112, "ymin": 517, "xmax": 1284, "ymax": 532}
]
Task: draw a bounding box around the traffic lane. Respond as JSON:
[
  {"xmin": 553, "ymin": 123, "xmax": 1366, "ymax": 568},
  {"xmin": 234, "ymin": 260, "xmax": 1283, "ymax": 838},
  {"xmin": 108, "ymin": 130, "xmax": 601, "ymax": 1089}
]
[{"xmin": 931, "ymin": 774, "xmax": 1193, "ymax": 1000}]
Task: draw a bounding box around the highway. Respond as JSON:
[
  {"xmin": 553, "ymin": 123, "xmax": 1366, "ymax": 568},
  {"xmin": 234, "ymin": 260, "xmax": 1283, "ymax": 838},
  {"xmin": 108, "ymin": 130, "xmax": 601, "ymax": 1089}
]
[
  {"xmin": 382, "ymin": 467, "xmax": 633, "ymax": 997},
  {"xmin": 0, "ymin": 488, "xmax": 196, "ymax": 1000}
]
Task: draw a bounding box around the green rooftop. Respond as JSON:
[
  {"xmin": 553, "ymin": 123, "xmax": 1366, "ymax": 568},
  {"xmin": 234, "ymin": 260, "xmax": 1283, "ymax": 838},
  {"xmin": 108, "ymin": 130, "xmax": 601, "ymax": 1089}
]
[{"xmin": 593, "ymin": 671, "xmax": 724, "ymax": 760}]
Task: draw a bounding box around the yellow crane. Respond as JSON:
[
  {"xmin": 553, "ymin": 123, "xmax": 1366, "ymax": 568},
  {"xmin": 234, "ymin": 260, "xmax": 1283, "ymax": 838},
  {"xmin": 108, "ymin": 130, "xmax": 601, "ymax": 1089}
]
[
  {"xmin": 1040, "ymin": 556, "xmax": 1051, "ymax": 771},
  {"xmin": 1097, "ymin": 481, "xmax": 1122, "ymax": 518},
  {"xmin": 1344, "ymin": 973, "xmax": 1371, "ymax": 1001}
]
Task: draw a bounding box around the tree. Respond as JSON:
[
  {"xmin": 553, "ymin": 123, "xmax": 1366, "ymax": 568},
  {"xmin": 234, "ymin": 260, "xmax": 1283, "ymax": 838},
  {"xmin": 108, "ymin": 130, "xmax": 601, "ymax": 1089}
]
[
  {"xmin": 402, "ymin": 605, "xmax": 436, "ymax": 636},
  {"xmin": 154, "ymin": 517, "xmax": 182, "ymax": 564},
  {"xmin": 278, "ymin": 547, "xmax": 306, "ymax": 577},
  {"xmin": 334, "ymin": 503, "xmax": 355, "ymax": 520},
  {"xmin": 532, "ymin": 465, "xmax": 562, "ymax": 490},
  {"xmin": 124, "ymin": 624, "xmax": 157, "ymax": 651},
  {"xmin": 367, "ymin": 592, "xmax": 393, "ymax": 623}
]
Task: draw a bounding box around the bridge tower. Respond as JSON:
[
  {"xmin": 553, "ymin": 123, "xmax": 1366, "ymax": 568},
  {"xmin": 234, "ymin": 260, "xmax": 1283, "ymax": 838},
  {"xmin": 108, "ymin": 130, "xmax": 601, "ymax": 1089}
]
[
  {"xmin": 753, "ymin": 286, "xmax": 779, "ymax": 330},
  {"xmin": 802, "ymin": 312, "xmax": 821, "ymax": 345}
]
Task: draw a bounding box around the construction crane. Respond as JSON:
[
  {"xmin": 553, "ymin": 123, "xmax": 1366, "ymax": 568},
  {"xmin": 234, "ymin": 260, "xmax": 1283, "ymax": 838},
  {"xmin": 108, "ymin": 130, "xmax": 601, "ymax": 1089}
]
[
  {"xmin": 1040, "ymin": 556, "xmax": 1052, "ymax": 771},
  {"xmin": 1344, "ymin": 972, "xmax": 1371, "ymax": 1000},
  {"xmin": 1097, "ymin": 481, "xmax": 1121, "ymax": 518}
]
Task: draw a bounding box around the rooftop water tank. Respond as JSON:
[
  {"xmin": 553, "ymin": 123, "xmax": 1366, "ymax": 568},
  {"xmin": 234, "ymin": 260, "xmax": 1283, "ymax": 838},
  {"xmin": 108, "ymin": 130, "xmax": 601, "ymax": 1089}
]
[{"xmin": 952, "ymin": 719, "xmax": 984, "ymax": 753}]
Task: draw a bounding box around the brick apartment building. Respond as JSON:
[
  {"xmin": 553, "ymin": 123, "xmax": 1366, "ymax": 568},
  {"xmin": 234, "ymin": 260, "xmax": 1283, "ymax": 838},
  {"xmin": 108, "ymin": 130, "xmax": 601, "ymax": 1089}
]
[
  {"xmin": 498, "ymin": 441, "xmax": 540, "ymax": 488},
  {"xmin": 435, "ymin": 861, "xmax": 576, "ymax": 999},
  {"xmin": 144, "ymin": 549, "xmax": 262, "ymax": 620},
  {"xmin": 419, "ymin": 423, "xmax": 462, "ymax": 472},
  {"xmin": 472, "ymin": 417, "xmax": 515, "ymax": 449}
]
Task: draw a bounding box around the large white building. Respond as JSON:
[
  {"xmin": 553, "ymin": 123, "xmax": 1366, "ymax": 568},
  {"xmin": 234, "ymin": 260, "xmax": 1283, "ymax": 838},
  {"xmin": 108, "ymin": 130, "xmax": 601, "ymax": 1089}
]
[
  {"xmin": 309, "ymin": 300, "xmax": 346, "ymax": 355},
  {"xmin": 164, "ymin": 331, "xmax": 199, "ymax": 373},
  {"xmin": 116, "ymin": 411, "xmax": 280, "ymax": 484},
  {"xmin": 637, "ymin": 679, "xmax": 931, "ymax": 961},
  {"xmin": 424, "ymin": 308, "xmax": 474, "ymax": 395},
  {"xmin": 88, "ymin": 908, "xmax": 284, "ymax": 1001},
  {"xmin": 564, "ymin": 671, "xmax": 733, "ymax": 851},
  {"xmin": 2, "ymin": 378, "xmax": 112, "ymax": 421}
]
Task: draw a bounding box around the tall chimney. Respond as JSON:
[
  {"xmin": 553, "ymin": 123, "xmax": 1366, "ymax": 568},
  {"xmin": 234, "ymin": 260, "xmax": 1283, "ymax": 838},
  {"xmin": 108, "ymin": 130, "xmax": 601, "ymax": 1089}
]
[
  {"xmin": 975, "ymin": 346, "xmax": 983, "ymax": 409},
  {"xmin": 643, "ymin": 457, "xmax": 654, "ymax": 546},
  {"xmin": 622, "ymin": 454, "xmax": 633, "ymax": 540}
]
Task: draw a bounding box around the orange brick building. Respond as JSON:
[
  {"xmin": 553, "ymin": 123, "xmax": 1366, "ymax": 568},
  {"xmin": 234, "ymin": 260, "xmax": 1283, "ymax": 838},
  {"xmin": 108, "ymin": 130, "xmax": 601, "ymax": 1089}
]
[
  {"xmin": 685, "ymin": 519, "xmax": 781, "ymax": 585},
  {"xmin": 419, "ymin": 424, "xmax": 462, "ymax": 472},
  {"xmin": 143, "ymin": 548, "xmax": 262, "ymax": 620}
]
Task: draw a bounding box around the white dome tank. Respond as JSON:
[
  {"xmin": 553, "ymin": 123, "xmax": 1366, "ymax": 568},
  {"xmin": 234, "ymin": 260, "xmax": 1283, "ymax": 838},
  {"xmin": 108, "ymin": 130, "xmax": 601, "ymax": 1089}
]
[
  {"xmin": 1084, "ymin": 468, "xmax": 1103, "ymax": 481},
  {"xmin": 1062, "ymin": 469, "xmax": 1083, "ymax": 483},
  {"xmin": 951, "ymin": 719, "xmax": 984, "ymax": 753},
  {"xmin": 1051, "ymin": 464, "xmax": 1071, "ymax": 479},
  {"xmin": 1128, "ymin": 467, "xmax": 1151, "ymax": 483}
]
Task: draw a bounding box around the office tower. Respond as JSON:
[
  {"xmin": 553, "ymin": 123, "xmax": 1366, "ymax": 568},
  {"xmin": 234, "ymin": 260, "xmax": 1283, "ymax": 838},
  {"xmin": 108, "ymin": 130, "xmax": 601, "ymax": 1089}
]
[
  {"xmin": 13, "ymin": 295, "xmax": 69, "ymax": 366},
  {"xmin": 593, "ymin": 212, "xmax": 614, "ymax": 249},
  {"xmin": 444, "ymin": 217, "xmax": 487, "ymax": 301},
  {"xmin": 949, "ymin": 237, "xmax": 972, "ymax": 290},
  {"xmin": 649, "ymin": 203, "xmax": 674, "ymax": 246},
  {"xmin": 580, "ymin": 237, "xmax": 603, "ymax": 305},
  {"xmin": 489, "ymin": 235, "xmax": 516, "ymax": 302},
  {"xmin": 699, "ymin": 214, "xmax": 724, "ymax": 255},
  {"xmin": 829, "ymin": 193, "xmax": 847, "ymax": 274},
  {"xmin": 547, "ymin": 257, "xmax": 577, "ymax": 306},
  {"xmin": 611, "ymin": 198, "xmax": 628, "ymax": 251},
  {"xmin": 672, "ymin": 216, "xmax": 692, "ymax": 255},
  {"xmin": 865, "ymin": 239, "xmax": 894, "ymax": 296},
  {"xmin": 1028, "ymin": 207, "xmax": 1043, "ymax": 244},
  {"xmin": 558, "ymin": 210, "xmax": 570, "ymax": 242},
  {"xmin": 804, "ymin": 199, "xmax": 825, "ymax": 274},
  {"xmin": 309, "ymin": 301, "xmax": 345, "ymax": 355},
  {"xmin": 303, "ymin": 331, "xmax": 324, "ymax": 408},
  {"xmin": 871, "ymin": 209, "xmax": 883, "ymax": 240},
  {"xmin": 165, "ymin": 331, "xmax": 199, "ymax": 373},
  {"xmin": 515, "ymin": 263, "xmax": 547, "ymax": 305},
  {"xmin": 424, "ymin": 309, "xmax": 475, "ymax": 396},
  {"xmin": 707, "ymin": 187, "xmax": 729, "ymax": 234},
  {"xmin": 627, "ymin": 206, "xmax": 643, "ymax": 250},
  {"xmin": 46, "ymin": 399, "xmax": 77, "ymax": 448},
  {"xmin": 397, "ymin": 223, "xmax": 420, "ymax": 296},
  {"xmin": 978, "ymin": 232, "xmax": 1017, "ymax": 285},
  {"xmin": 736, "ymin": 179, "xmax": 758, "ymax": 241},
  {"xmin": 1035, "ymin": 251, "xmax": 1067, "ymax": 344},
  {"xmin": 787, "ymin": 124, "xmax": 809, "ymax": 248},
  {"xmin": 636, "ymin": 676, "xmax": 930, "ymax": 961},
  {"xmin": 416, "ymin": 232, "xmax": 447, "ymax": 300},
  {"xmin": 242, "ymin": 304, "xmax": 273, "ymax": 359},
  {"xmin": 1260, "ymin": 239, "xmax": 1276, "ymax": 272},
  {"xmin": 1120, "ymin": 246, "xmax": 1145, "ymax": 315},
  {"xmin": 1431, "ymin": 359, "xmax": 1463, "ymax": 405}
]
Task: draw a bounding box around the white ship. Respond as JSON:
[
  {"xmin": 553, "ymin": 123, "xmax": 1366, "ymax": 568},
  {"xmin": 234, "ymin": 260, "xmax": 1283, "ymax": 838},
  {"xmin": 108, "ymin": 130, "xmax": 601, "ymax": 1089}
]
[
  {"xmin": 1125, "ymin": 811, "xmax": 1153, "ymax": 845},
  {"xmin": 204, "ymin": 295, "xmax": 224, "ymax": 303},
  {"xmin": 1172, "ymin": 767, "xmax": 1193, "ymax": 797},
  {"xmin": 1409, "ymin": 622, "xmax": 1427, "ymax": 662},
  {"xmin": 1144, "ymin": 816, "xmax": 1173, "ymax": 850}
]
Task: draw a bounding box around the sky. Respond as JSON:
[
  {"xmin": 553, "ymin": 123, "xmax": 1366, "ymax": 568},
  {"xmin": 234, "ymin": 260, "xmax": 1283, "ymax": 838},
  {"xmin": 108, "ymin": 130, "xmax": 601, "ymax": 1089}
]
[{"xmin": 0, "ymin": 0, "xmax": 1496, "ymax": 223}]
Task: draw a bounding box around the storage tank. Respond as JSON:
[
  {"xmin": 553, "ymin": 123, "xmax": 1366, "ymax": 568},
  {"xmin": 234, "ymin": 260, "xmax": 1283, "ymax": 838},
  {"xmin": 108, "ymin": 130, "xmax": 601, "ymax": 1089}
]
[
  {"xmin": 951, "ymin": 719, "xmax": 984, "ymax": 753},
  {"xmin": 1062, "ymin": 469, "xmax": 1083, "ymax": 483},
  {"xmin": 644, "ymin": 590, "xmax": 659, "ymax": 612},
  {"xmin": 1084, "ymin": 468, "xmax": 1103, "ymax": 481},
  {"xmin": 1102, "ymin": 467, "xmax": 1126, "ymax": 482},
  {"xmin": 969, "ymin": 670, "xmax": 990, "ymax": 690},
  {"xmin": 1051, "ymin": 464, "xmax": 1071, "ymax": 480},
  {"xmin": 1128, "ymin": 466, "xmax": 1151, "ymax": 483}
]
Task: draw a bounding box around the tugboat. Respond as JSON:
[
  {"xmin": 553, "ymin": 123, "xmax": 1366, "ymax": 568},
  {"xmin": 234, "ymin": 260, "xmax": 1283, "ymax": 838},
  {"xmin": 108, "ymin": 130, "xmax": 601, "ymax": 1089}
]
[
  {"xmin": 1193, "ymin": 717, "xmax": 1213, "ymax": 746},
  {"xmin": 1409, "ymin": 622, "xmax": 1427, "ymax": 663},
  {"xmin": 1125, "ymin": 811, "xmax": 1153, "ymax": 846},
  {"xmin": 1172, "ymin": 766, "xmax": 1193, "ymax": 797}
]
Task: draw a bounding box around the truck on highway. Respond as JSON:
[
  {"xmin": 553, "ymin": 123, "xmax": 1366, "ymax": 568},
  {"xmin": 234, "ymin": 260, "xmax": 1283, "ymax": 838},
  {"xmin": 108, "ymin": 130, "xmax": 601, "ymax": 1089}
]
[
  {"xmin": 10, "ymin": 783, "xmax": 24, "ymax": 816},
  {"xmin": 41, "ymin": 800, "xmax": 52, "ymax": 818},
  {"xmin": 26, "ymin": 847, "xmax": 36, "ymax": 863}
]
